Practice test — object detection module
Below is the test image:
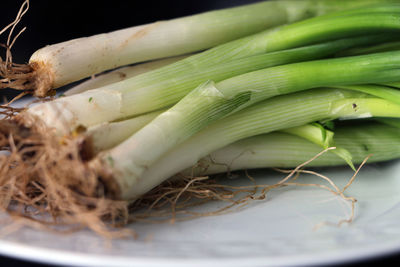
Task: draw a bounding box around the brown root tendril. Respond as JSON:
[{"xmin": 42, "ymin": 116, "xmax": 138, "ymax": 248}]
[
  {"xmin": 0, "ymin": 0, "xmax": 54, "ymax": 98},
  {"xmin": 0, "ymin": 110, "xmax": 134, "ymax": 238}
]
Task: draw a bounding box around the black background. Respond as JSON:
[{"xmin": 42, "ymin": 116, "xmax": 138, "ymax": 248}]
[
  {"xmin": 0, "ymin": 0, "xmax": 262, "ymax": 100},
  {"xmin": 0, "ymin": 0, "xmax": 399, "ymax": 266}
]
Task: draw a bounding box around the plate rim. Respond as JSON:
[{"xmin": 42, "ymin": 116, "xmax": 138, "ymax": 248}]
[{"xmin": 1, "ymin": 235, "xmax": 400, "ymax": 266}]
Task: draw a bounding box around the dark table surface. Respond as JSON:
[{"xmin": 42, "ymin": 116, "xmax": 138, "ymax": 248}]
[
  {"xmin": 1, "ymin": 0, "xmax": 400, "ymax": 266},
  {"xmin": 1, "ymin": 252, "xmax": 400, "ymax": 266}
]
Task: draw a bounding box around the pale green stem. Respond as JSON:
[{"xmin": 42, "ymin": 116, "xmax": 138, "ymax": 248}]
[
  {"xmin": 98, "ymin": 80, "xmax": 252, "ymax": 190},
  {"xmin": 64, "ymin": 55, "xmax": 189, "ymax": 96},
  {"xmin": 113, "ymin": 88, "xmax": 400, "ymax": 199},
  {"xmin": 35, "ymin": 0, "xmax": 358, "ymax": 89},
  {"xmin": 28, "ymin": 35, "xmax": 399, "ymax": 135},
  {"xmin": 188, "ymin": 122, "xmax": 400, "ymax": 176},
  {"xmin": 279, "ymin": 123, "xmax": 355, "ymax": 170},
  {"xmin": 86, "ymin": 110, "xmax": 163, "ymax": 153}
]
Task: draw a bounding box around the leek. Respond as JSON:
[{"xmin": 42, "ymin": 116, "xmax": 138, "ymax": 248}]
[
  {"xmin": 3, "ymin": 0, "xmax": 400, "ymax": 233},
  {"xmin": 101, "ymin": 88, "xmax": 400, "ymax": 199},
  {"xmin": 24, "ymin": 5, "xmax": 400, "ymax": 133},
  {"xmin": 191, "ymin": 122, "xmax": 400, "ymax": 176},
  {"xmin": 9, "ymin": 0, "xmax": 385, "ymax": 96},
  {"xmin": 85, "ymin": 83, "xmax": 400, "ymax": 157},
  {"xmin": 85, "ymin": 48, "xmax": 400, "ymax": 199},
  {"xmin": 27, "ymin": 34, "xmax": 397, "ymax": 134},
  {"xmin": 64, "ymin": 55, "xmax": 188, "ymax": 96},
  {"xmin": 86, "ymin": 110, "xmax": 163, "ymax": 153}
]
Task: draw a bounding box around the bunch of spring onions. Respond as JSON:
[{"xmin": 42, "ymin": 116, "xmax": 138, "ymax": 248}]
[{"xmin": 2, "ymin": 0, "xmax": 400, "ymax": 229}]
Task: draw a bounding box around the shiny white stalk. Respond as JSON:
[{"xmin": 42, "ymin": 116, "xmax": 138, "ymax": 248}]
[
  {"xmin": 122, "ymin": 89, "xmax": 400, "ymax": 199},
  {"xmin": 27, "ymin": 36, "xmax": 391, "ymax": 135},
  {"xmin": 32, "ymin": 0, "xmax": 355, "ymax": 92},
  {"xmin": 86, "ymin": 110, "xmax": 163, "ymax": 153},
  {"xmin": 65, "ymin": 56, "xmax": 188, "ymax": 96},
  {"xmin": 186, "ymin": 123, "xmax": 400, "ymax": 176},
  {"xmin": 97, "ymin": 80, "xmax": 252, "ymax": 194}
]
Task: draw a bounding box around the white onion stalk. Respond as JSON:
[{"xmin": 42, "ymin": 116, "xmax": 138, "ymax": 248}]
[
  {"xmin": 122, "ymin": 89, "xmax": 400, "ymax": 199},
  {"xmin": 86, "ymin": 110, "xmax": 163, "ymax": 153},
  {"xmin": 23, "ymin": 4, "xmax": 400, "ymax": 134},
  {"xmin": 188, "ymin": 122, "xmax": 400, "ymax": 176},
  {"xmin": 93, "ymin": 80, "xmax": 252, "ymax": 193},
  {"xmin": 26, "ymin": 34, "xmax": 392, "ymax": 135},
  {"xmin": 85, "ymin": 83, "xmax": 400, "ymax": 158},
  {"xmin": 82, "ymin": 49, "xmax": 400, "ymax": 199},
  {"xmin": 64, "ymin": 55, "xmax": 189, "ymax": 96},
  {"xmin": 6, "ymin": 0, "xmax": 377, "ymax": 97}
]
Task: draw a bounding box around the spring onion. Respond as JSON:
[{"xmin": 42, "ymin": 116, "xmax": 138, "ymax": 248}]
[
  {"xmin": 84, "ymin": 83, "xmax": 400, "ymax": 158},
  {"xmin": 64, "ymin": 55, "xmax": 188, "ymax": 96},
  {"xmin": 6, "ymin": 0, "xmax": 387, "ymax": 97},
  {"xmin": 190, "ymin": 122, "xmax": 400, "ymax": 176},
  {"xmin": 3, "ymin": 1, "xmax": 400, "ymax": 233},
  {"xmin": 27, "ymin": 29, "xmax": 400, "ymax": 134},
  {"xmin": 42, "ymin": 47, "xmax": 400, "ymax": 200},
  {"xmin": 99, "ymin": 87, "xmax": 400, "ymax": 199},
  {"xmin": 86, "ymin": 110, "xmax": 163, "ymax": 153}
]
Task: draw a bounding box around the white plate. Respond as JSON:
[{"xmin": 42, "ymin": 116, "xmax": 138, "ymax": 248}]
[{"xmin": 1, "ymin": 161, "xmax": 400, "ymax": 266}]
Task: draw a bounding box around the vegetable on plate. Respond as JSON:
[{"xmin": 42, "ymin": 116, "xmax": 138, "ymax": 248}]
[{"xmin": 1, "ymin": 0, "xmax": 400, "ymax": 235}]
